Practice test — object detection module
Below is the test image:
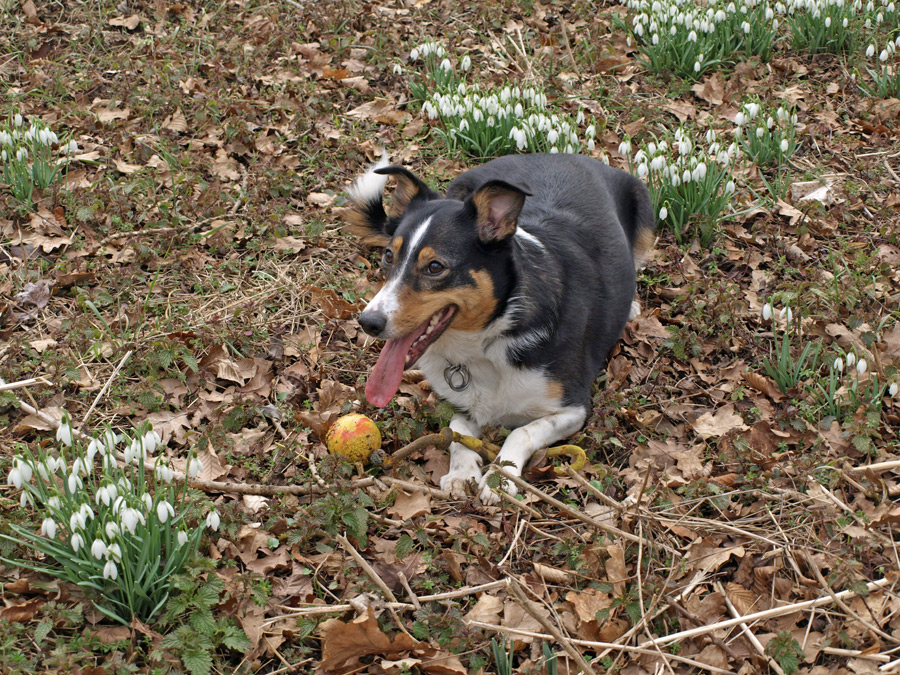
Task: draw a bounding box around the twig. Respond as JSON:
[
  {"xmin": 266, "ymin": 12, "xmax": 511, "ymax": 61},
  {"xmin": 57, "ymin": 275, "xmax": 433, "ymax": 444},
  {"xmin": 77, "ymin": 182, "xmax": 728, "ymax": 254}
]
[
  {"xmin": 822, "ymin": 647, "xmax": 890, "ymax": 662},
  {"xmin": 336, "ymin": 533, "xmax": 414, "ymax": 639},
  {"xmin": 493, "ymin": 467, "xmax": 682, "ymax": 557},
  {"xmin": 637, "ymin": 577, "xmax": 894, "ymax": 648},
  {"xmin": 846, "ymin": 459, "xmax": 900, "ymax": 473},
  {"xmin": 465, "ymin": 620, "xmax": 736, "ymax": 675},
  {"xmin": 265, "ymin": 579, "xmax": 508, "ymax": 625},
  {"xmin": 505, "ymin": 577, "xmax": 597, "ymax": 675},
  {"xmin": 79, "ymin": 350, "xmax": 132, "ymax": 431},
  {"xmin": 398, "ymin": 572, "xmax": 421, "ymax": 610},
  {"xmin": 0, "ymin": 377, "xmax": 50, "ymax": 392},
  {"xmin": 717, "ymin": 582, "xmax": 785, "ymax": 675},
  {"xmin": 803, "ymin": 552, "xmax": 898, "ymax": 644}
]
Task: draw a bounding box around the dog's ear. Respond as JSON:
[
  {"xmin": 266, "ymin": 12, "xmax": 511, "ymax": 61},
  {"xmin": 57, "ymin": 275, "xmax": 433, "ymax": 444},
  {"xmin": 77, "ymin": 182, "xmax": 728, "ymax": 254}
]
[
  {"xmin": 375, "ymin": 166, "xmax": 440, "ymax": 218},
  {"xmin": 345, "ymin": 155, "xmax": 394, "ymax": 246},
  {"xmin": 468, "ymin": 180, "xmax": 532, "ymax": 243}
]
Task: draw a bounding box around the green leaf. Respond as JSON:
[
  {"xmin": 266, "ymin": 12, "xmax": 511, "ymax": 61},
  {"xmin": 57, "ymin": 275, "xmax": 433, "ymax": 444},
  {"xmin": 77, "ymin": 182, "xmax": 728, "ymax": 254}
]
[
  {"xmin": 182, "ymin": 648, "xmax": 214, "ymax": 675},
  {"xmin": 34, "ymin": 620, "xmax": 52, "ymax": 644}
]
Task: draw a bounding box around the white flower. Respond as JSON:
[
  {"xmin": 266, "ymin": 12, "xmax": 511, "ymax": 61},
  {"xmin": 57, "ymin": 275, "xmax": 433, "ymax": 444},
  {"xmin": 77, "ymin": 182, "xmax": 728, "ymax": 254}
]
[
  {"xmin": 585, "ymin": 124, "xmax": 596, "ymax": 139},
  {"xmin": 694, "ymin": 61, "xmax": 701, "ymax": 72},
  {"xmin": 41, "ymin": 517, "xmax": 57, "ymax": 539},
  {"xmin": 762, "ymin": 303, "xmax": 773, "ymax": 321},
  {"xmin": 659, "ymin": 206, "xmax": 668, "ymax": 221},
  {"xmin": 188, "ymin": 457, "xmax": 203, "ymax": 478},
  {"xmin": 409, "ymin": 48, "xmax": 419, "ymax": 61},
  {"xmin": 637, "ymin": 163, "xmax": 648, "ymax": 177},
  {"xmin": 79, "ymin": 503, "xmax": 94, "ymax": 522},
  {"xmin": 177, "ymin": 530, "xmax": 189, "ymax": 547},
  {"xmin": 48, "ymin": 496, "xmax": 60, "ymax": 509},
  {"xmin": 206, "ymin": 510, "xmax": 221, "ymax": 531},
  {"xmin": 618, "ymin": 139, "xmax": 632, "ymax": 156},
  {"xmin": 121, "ymin": 507, "xmax": 145, "ymax": 534},
  {"xmin": 16, "ymin": 459, "xmax": 33, "ymax": 484},
  {"xmin": 735, "ymin": 111, "xmax": 747, "ymax": 126},
  {"xmin": 14, "ymin": 113, "xmax": 23, "ymax": 127},
  {"xmin": 779, "ymin": 306, "xmax": 793, "ymax": 323},
  {"xmin": 107, "ymin": 543, "xmax": 122, "ymax": 561},
  {"xmin": 846, "ymin": 352, "xmax": 856, "ymax": 367},
  {"xmin": 461, "ymin": 54, "xmax": 471, "ymax": 71},
  {"xmin": 756, "ymin": 126, "xmax": 765, "ymax": 139},
  {"xmin": 64, "ymin": 139, "xmax": 79, "ymax": 155},
  {"xmin": 780, "ymin": 139, "xmax": 789, "ymax": 152},
  {"xmin": 440, "ymin": 58, "xmax": 452, "ymax": 72},
  {"xmin": 833, "ymin": 357, "xmax": 844, "ymax": 372},
  {"xmin": 141, "ymin": 493, "xmax": 152, "ymax": 511},
  {"xmin": 57, "ymin": 421, "xmax": 73, "ymax": 446},
  {"xmin": 91, "ymin": 539, "xmax": 107, "ymax": 560},
  {"xmin": 392, "ymin": 63, "xmax": 402, "ymax": 75},
  {"xmin": 103, "ymin": 560, "xmax": 118, "ymax": 580},
  {"xmin": 157, "ymin": 463, "xmax": 175, "ymax": 483},
  {"xmin": 866, "ymin": 43, "xmax": 876, "ymax": 57},
  {"xmin": 71, "ymin": 533, "xmax": 84, "ymax": 553},
  {"xmin": 105, "ymin": 521, "xmax": 120, "ymax": 538},
  {"xmin": 889, "ymin": 383, "xmax": 898, "ymax": 397},
  {"xmin": 156, "ymin": 500, "xmax": 175, "ymax": 523},
  {"xmin": 6, "ymin": 467, "xmax": 25, "ymax": 490},
  {"xmin": 725, "ymin": 180, "xmax": 735, "ymax": 194},
  {"xmin": 880, "ymin": 49, "xmax": 889, "ymax": 62},
  {"xmin": 825, "ymin": 16, "xmax": 832, "ymax": 26},
  {"xmin": 68, "ymin": 472, "xmax": 82, "ymax": 494},
  {"xmin": 856, "ymin": 359, "xmax": 868, "ymax": 375}
]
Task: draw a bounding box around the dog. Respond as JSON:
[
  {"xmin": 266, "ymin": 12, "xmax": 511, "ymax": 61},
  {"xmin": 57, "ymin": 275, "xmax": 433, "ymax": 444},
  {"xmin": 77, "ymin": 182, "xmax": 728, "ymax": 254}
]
[{"xmin": 345, "ymin": 153, "xmax": 653, "ymax": 503}]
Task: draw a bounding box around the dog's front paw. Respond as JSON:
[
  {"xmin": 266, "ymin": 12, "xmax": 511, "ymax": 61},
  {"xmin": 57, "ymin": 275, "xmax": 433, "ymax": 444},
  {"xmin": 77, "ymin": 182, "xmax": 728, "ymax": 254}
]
[
  {"xmin": 440, "ymin": 463, "xmax": 482, "ymax": 498},
  {"xmin": 478, "ymin": 468, "xmax": 520, "ymax": 505}
]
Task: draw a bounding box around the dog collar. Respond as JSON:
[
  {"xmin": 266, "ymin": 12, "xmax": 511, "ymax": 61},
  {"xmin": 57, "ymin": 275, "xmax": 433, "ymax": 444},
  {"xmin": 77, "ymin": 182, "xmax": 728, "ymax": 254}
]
[{"xmin": 443, "ymin": 363, "xmax": 471, "ymax": 391}]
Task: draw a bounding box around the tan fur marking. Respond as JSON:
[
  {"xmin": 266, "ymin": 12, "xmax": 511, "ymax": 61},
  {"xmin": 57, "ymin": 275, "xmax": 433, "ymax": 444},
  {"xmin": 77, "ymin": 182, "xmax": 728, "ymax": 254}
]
[
  {"xmin": 632, "ymin": 226, "xmax": 654, "ymax": 268},
  {"xmin": 392, "ymin": 270, "xmax": 497, "ymax": 335},
  {"xmin": 417, "ymin": 246, "xmax": 437, "ymax": 265},
  {"xmin": 473, "ymin": 188, "xmax": 517, "ymax": 241},
  {"xmin": 342, "ymin": 206, "xmax": 390, "ymax": 247},
  {"xmin": 545, "ymin": 380, "xmax": 564, "ymax": 402},
  {"xmin": 389, "ymin": 174, "xmax": 423, "ymax": 218}
]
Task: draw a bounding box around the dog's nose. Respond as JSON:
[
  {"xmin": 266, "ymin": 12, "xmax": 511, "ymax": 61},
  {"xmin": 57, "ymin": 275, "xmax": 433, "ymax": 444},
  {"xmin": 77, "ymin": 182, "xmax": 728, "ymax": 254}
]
[{"xmin": 358, "ymin": 310, "xmax": 387, "ymax": 337}]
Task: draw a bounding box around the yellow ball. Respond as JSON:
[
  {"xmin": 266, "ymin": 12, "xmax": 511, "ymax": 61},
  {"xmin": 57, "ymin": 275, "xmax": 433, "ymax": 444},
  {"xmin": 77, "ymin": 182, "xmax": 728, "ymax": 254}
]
[{"xmin": 325, "ymin": 414, "xmax": 382, "ymax": 463}]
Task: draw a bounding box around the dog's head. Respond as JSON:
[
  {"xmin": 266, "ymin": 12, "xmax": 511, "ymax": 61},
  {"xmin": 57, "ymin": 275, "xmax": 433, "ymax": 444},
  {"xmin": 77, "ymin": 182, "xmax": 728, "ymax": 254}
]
[{"xmin": 345, "ymin": 157, "xmax": 530, "ymax": 407}]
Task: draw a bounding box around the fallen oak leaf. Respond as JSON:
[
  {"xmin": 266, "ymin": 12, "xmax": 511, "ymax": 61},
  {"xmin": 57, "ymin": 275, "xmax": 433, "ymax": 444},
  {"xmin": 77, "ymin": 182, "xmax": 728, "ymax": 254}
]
[
  {"xmin": 691, "ymin": 405, "xmax": 749, "ymax": 439},
  {"xmin": 319, "ymin": 607, "xmax": 419, "ymax": 673}
]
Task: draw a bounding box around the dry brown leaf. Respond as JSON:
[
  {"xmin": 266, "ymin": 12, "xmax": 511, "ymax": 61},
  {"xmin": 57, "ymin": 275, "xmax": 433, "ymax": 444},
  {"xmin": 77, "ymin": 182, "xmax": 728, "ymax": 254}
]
[
  {"xmin": 386, "ymin": 490, "xmax": 431, "ymax": 519},
  {"xmin": 114, "ymin": 158, "xmax": 142, "ymax": 174},
  {"xmin": 691, "ymin": 405, "xmax": 749, "ymax": 439},
  {"xmin": 0, "ymin": 597, "xmax": 44, "ymax": 622},
  {"xmin": 96, "ymin": 107, "xmax": 131, "ymax": 123},
  {"xmin": 566, "ymin": 587, "xmax": 612, "ymax": 624},
  {"xmin": 604, "ymin": 543, "xmax": 627, "ymax": 596},
  {"xmin": 691, "ymin": 72, "xmax": 725, "ymax": 105},
  {"xmin": 319, "ymin": 607, "xmax": 419, "ymax": 673},
  {"xmin": 108, "ymin": 14, "xmax": 141, "ymax": 30},
  {"xmin": 163, "ymin": 108, "xmax": 188, "ymax": 133}
]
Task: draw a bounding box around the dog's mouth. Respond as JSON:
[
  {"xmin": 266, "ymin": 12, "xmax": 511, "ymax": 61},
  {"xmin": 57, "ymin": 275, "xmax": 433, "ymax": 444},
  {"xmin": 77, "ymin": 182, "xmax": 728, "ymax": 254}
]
[{"xmin": 365, "ymin": 305, "xmax": 457, "ymax": 408}]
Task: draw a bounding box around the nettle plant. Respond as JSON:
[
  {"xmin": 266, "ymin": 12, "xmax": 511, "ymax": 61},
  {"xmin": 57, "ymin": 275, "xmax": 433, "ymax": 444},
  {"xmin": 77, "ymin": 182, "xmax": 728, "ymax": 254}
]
[
  {"xmin": 0, "ymin": 113, "xmax": 77, "ymax": 208},
  {"xmin": 734, "ymin": 100, "xmax": 799, "ymax": 167},
  {"xmin": 623, "ymin": 127, "xmax": 737, "ymax": 245},
  {"xmin": 860, "ymin": 37, "xmax": 900, "ymax": 97},
  {"xmin": 409, "ymin": 40, "xmax": 599, "ymax": 159},
  {"xmin": 3, "ymin": 417, "xmax": 218, "ymax": 625},
  {"xmin": 777, "ymin": 0, "xmax": 863, "ymax": 54},
  {"xmin": 620, "ymin": 0, "xmax": 780, "ymax": 80}
]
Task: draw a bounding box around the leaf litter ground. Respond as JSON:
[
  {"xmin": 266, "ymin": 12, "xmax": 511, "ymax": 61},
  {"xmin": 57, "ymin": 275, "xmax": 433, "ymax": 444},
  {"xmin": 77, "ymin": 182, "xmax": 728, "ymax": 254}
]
[{"xmin": 1, "ymin": 0, "xmax": 900, "ymax": 674}]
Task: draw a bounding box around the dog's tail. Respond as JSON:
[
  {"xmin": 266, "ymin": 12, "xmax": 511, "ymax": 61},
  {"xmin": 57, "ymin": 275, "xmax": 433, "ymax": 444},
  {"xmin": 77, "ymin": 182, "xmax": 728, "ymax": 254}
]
[
  {"xmin": 623, "ymin": 178, "xmax": 655, "ymax": 269},
  {"xmin": 344, "ymin": 153, "xmax": 391, "ymax": 246}
]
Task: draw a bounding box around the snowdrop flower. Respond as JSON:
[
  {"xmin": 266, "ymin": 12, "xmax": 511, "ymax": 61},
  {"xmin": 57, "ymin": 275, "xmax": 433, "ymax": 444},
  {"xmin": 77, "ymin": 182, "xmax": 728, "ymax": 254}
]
[
  {"xmin": 726, "ymin": 180, "xmax": 736, "ymax": 194},
  {"xmin": 68, "ymin": 472, "xmax": 82, "ymax": 494},
  {"xmin": 637, "ymin": 163, "xmax": 648, "ymax": 177},
  {"xmin": 48, "ymin": 496, "xmax": 60, "ymax": 509},
  {"xmin": 779, "ymin": 306, "xmax": 793, "ymax": 322},
  {"xmin": 409, "ymin": 48, "xmax": 419, "ymax": 61},
  {"xmin": 825, "ymin": 16, "xmax": 832, "ymax": 26},
  {"xmin": 79, "ymin": 503, "xmax": 94, "ymax": 522},
  {"xmin": 103, "ymin": 560, "xmax": 118, "ymax": 580},
  {"xmin": 846, "ymin": 352, "xmax": 856, "ymax": 367},
  {"xmin": 547, "ymin": 129, "xmax": 559, "ymax": 145},
  {"xmin": 880, "ymin": 49, "xmax": 889, "ymax": 62},
  {"xmin": 177, "ymin": 530, "xmax": 189, "ymax": 547},
  {"xmin": 856, "ymin": 358, "xmax": 868, "ymax": 375},
  {"xmin": 756, "ymin": 126, "xmax": 765, "ymax": 139},
  {"xmin": 14, "ymin": 113, "xmax": 23, "ymax": 127},
  {"xmin": 107, "ymin": 543, "xmax": 122, "ymax": 561},
  {"xmin": 586, "ymin": 138, "xmax": 595, "ymax": 152},
  {"xmin": 780, "ymin": 139, "xmax": 789, "ymax": 153},
  {"xmin": 618, "ymin": 139, "xmax": 632, "ymax": 156},
  {"xmin": 16, "ymin": 459, "xmax": 33, "ymax": 484},
  {"xmin": 889, "ymin": 383, "xmax": 898, "ymax": 397},
  {"xmin": 206, "ymin": 510, "xmax": 221, "ymax": 531},
  {"xmin": 71, "ymin": 533, "xmax": 84, "ymax": 553},
  {"xmin": 440, "ymin": 58, "xmax": 452, "ymax": 72},
  {"xmin": 833, "ymin": 357, "xmax": 844, "ymax": 372},
  {"xmin": 694, "ymin": 61, "xmax": 701, "ymax": 72},
  {"xmin": 157, "ymin": 463, "xmax": 175, "ymax": 483},
  {"xmin": 64, "ymin": 139, "xmax": 79, "ymax": 155},
  {"xmin": 156, "ymin": 500, "xmax": 175, "ymax": 523},
  {"xmin": 762, "ymin": 303, "xmax": 773, "ymax": 321},
  {"xmin": 69, "ymin": 512, "xmax": 86, "ymax": 532},
  {"xmin": 461, "ymin": 54, "xmax": 471, "ymax": 71},
  {"xmin": 91, "ymin": 539, "xmax": 107, "ymax": 560},
  {"xmin": 20, "ymin": 492, "xmax": 31, "ymax": 507},
  {"xmin": 57, "ymin": 421, "xmax": 73, "ymax": 446},
  {"xmin": 41, "ymin": 517, "xmax": 57, "ymax": 539},
  {"xmin": 121, "ymin": 507, "xmax": 145, "ymax": 534},
  {"xmin": 585, "ymin": 124, "xmax": 596, "ymax": 139},
  {"xmin": 659, "ymin": 206, "xmax": 668, "ymax": 220},
  {"xmin": 105, "ymin": 521, "xmax": 119, "ymax": 538},
  {"xmin": 392, "ymin": 63, "xmax": 403, "ymax": 75},
  {"xmin": 141, "ymin": 493, "xmax": 152, "ymax": 511}
]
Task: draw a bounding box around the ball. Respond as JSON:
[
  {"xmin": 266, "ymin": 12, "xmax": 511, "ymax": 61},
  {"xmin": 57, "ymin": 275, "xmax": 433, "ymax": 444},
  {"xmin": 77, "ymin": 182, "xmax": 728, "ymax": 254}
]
[{"xmin": 325, "ymin": 414, "xmax": 382, "ymax": 463}]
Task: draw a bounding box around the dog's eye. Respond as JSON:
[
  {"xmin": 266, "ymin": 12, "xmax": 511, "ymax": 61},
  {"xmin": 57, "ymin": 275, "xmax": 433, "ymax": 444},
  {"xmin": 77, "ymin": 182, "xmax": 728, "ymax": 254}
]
[
  {"xmin": 382, "ymin": 249, "xmax": 394, "ymax": 266},
  {"xmin": 425, "ymin": 261, "xmax": 446, "ymax": 276}
]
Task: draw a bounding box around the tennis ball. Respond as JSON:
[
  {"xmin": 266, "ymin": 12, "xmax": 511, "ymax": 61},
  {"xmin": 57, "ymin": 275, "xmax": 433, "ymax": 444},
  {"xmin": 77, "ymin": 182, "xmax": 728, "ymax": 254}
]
[{"xmin": 325, "ymin": 414, "xmax": 382, "ymax": 463}]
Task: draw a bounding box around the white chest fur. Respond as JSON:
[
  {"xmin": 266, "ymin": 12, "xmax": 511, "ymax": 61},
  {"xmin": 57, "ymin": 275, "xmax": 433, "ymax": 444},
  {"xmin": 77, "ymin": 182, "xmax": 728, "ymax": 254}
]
[{"xmin": 417, "ymin": 328, "xmax": 563, "ymax": 429}]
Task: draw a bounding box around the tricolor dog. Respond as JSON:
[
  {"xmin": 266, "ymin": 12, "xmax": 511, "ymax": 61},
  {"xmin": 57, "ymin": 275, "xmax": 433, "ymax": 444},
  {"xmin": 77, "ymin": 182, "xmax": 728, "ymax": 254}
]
[{"xmin": 346, "ymin": 153, "xmax": 653, "ymax": 503}]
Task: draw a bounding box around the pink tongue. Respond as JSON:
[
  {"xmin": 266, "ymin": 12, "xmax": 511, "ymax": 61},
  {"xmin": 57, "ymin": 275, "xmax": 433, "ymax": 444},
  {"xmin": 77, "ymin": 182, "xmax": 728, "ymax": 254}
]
[{"xmin": 365, "ymin": 328, "xmax": 424, "ymax": 407}]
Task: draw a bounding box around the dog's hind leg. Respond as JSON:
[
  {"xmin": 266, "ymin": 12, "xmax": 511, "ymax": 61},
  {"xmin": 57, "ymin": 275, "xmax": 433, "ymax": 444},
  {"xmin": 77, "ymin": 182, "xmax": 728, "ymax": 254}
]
[
  {"xmin": 479, "ymin": 406, "xmax": 587, "ymax": 504},
  {"xmin": 440, "ymin": 414, "xmax": 484, "ymax": 498}
]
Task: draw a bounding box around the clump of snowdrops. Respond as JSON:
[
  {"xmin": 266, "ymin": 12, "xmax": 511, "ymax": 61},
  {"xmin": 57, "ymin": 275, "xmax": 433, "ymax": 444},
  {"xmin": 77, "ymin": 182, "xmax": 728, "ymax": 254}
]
[
  {"xmin": 0, "ymin": 112, "xmax": 77, "ymax": 208},
  {"xmin": 3, "ymin": 416, "xmax": 218, "ymax": 624}
]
